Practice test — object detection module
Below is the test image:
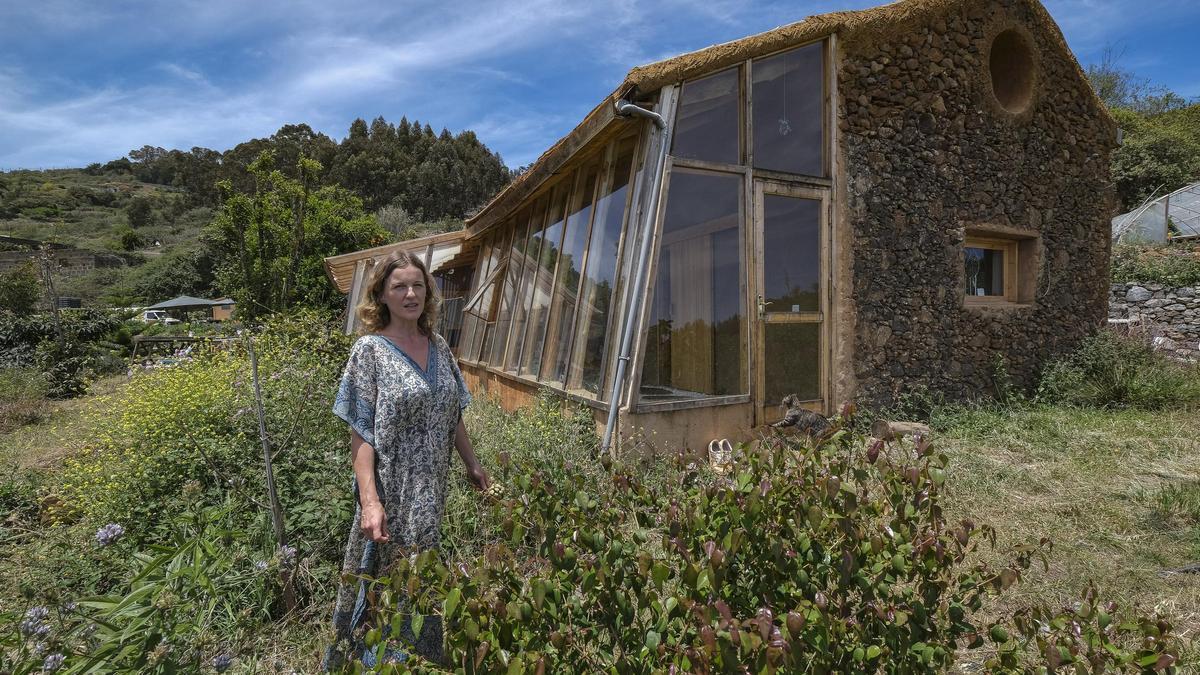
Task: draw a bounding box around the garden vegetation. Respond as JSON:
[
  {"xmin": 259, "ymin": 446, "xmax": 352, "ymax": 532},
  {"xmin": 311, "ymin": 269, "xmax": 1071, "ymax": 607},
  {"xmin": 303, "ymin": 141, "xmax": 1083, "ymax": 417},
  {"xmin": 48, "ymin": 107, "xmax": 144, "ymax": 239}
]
[{"xmin": 1, "ymin": 314, "xmax": 1192, "ymax": 673}]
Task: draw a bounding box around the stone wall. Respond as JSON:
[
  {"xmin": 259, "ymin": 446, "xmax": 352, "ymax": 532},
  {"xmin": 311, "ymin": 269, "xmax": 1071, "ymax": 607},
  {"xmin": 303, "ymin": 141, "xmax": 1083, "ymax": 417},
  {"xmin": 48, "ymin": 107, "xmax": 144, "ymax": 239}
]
[
  {"xmin": 838, "ymin": 0, "xmax": 1117, "ymax": 407},
  {"xmin": 0, "ymin": 249, "xmax": 124, "ymax": 278},
  {"xmin": 1109, "ymin": 283, "xmax": 1200, "ymax": 360}
]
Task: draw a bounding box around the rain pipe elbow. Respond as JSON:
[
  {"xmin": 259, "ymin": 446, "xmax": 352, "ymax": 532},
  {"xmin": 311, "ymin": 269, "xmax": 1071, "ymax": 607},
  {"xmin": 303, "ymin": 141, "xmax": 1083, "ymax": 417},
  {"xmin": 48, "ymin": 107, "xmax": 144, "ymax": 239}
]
[{"xmin": 614, "ymin": 98, "xmax": 666, "ymax": 129}]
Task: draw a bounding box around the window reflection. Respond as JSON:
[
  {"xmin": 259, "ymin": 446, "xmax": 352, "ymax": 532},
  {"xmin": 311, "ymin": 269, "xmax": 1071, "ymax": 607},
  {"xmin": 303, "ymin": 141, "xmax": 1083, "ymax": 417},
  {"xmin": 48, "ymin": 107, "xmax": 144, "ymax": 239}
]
[
  {"xmin": 965, "ymin": 247, "xmax": 1004, "ymax": 296},
  {"xmin": 752, "ymin": 43, "xmax": 825, "ymax": 176},
  {"xmin": 507, "ymin": 199, "xmax": 554, "ymax": 371},
  {"xmin": 570, "ymin": 138, "xmax": 637, "ymax": 396},
  {"xmin": 490, "ymin": 210, "xmax": 532, "ymax": 365},
  {"xmin": 671, "ymin": 67, "xmax": 741, "ymax": 165},
  {"xmin": 520, "ymin": 184, "xmax": 569, "ymax": 376},
  {"xmin": 640, "ymin": 168, "xmax": 745, "ymax": 401},
  {"xmin": 765, "ymin": 323, "xmax": 819, "ymax": 402},
  {"xmin": 763, "ymin": 195, "xmax": 820, "ymax": 312},
  {"xmin": 543, "ymin": 165, "xmax": 599, "ymax": 384}
]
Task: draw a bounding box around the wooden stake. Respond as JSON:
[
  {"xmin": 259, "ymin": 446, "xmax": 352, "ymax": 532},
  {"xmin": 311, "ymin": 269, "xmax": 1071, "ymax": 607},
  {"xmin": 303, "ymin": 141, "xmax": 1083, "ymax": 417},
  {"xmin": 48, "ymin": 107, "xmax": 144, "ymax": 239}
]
[
  {"xmin": 246, "ymin": 336, "xmax": 296, "ymax": 610},
  {"xmin": 870, "ymin": 420, "xmax": 932, "ymax": 441}
]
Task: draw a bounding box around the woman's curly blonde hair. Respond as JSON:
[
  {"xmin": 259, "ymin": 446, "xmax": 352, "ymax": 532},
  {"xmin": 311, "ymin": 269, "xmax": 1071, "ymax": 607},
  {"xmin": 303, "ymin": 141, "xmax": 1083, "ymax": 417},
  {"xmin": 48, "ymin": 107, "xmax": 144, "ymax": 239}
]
[{"xmin": 356, "ymin": 251, "xmax": 441, "ymax": 336}]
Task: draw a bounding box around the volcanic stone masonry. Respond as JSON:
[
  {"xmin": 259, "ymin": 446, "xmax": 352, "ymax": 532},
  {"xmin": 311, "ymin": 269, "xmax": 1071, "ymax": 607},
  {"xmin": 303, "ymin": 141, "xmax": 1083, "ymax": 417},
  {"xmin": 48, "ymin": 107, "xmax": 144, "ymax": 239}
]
[
  {"xmin": 1110, "ymin": 283, "xmax": 1200, "ymax": 360},
  {"xmin": 838, "ymin": 0, "xmax": 1117, "ymax": 406}
]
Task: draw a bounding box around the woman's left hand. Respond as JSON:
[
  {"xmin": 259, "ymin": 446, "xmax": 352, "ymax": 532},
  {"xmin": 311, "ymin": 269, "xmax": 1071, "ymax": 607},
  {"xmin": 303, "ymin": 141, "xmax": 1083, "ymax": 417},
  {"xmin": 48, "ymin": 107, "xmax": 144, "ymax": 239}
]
[{"xmin": 466, "ymin": 463, "xmax": 491, "ymax": 491}]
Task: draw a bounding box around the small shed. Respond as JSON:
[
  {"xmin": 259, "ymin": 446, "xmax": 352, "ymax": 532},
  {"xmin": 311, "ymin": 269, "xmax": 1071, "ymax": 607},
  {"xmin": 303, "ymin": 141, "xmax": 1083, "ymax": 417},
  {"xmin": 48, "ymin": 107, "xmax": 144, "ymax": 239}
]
[
  {"xmin": 331, "ymin": 0, "xmax": 1119, "ymax": 453},
  {"xmin": 211, "ymin": 298, "xmax": 237, "ymax": 322},
  {"xmin": 146, "ymin": 295, "xmax": 236, "ymax": 322}
]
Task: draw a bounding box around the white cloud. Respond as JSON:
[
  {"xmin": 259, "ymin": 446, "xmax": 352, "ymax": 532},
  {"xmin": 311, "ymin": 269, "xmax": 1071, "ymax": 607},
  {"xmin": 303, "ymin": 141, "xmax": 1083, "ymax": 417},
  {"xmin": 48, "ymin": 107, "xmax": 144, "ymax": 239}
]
[{"xmin": 2, "ymin": 0, "xmax": 1194, "ymax": 170}]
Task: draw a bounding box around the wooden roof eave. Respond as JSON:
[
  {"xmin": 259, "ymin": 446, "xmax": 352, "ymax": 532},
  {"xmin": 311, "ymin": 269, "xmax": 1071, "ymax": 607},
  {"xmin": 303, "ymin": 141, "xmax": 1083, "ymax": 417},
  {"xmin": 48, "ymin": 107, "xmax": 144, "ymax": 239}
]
[
  {"xmin": 324, "ymin": 229, "xmax": 468, "ymax": 294},
  {"xmin": 464, "ymin": 95, "xmax": 630, "ymax": 239}
]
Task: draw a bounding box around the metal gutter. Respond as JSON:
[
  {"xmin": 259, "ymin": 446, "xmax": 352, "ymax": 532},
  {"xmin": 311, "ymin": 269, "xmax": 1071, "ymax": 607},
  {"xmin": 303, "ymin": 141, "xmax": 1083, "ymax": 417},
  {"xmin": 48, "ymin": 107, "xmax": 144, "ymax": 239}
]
[{"xmin": 600, "ymin": 97, "xmax": 670, "ymax": 457}]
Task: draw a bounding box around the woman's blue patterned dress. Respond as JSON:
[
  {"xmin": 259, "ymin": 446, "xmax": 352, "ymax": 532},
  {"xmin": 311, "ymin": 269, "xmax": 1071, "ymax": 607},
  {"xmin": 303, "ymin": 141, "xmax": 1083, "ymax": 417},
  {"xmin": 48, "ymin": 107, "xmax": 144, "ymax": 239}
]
[{"xmin": 327, "ymin": 332, "xmax": 471, "ymax": 666}]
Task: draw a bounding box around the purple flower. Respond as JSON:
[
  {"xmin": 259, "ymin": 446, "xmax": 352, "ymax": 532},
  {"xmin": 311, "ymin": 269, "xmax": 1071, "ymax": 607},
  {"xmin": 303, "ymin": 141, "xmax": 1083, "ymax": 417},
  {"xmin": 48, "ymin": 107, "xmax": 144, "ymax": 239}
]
[
  {"xmin": 212, "ymin": 653, "xmax": 233, "ymax": 672},
  {"xmin": 254, "ymin": 560, "xmax": 269, "ymax": 571},
  {"xmin": 95, "ymin": 523, "xmax": 125, "ymax": 547},
  {"xmin": 19, "ymin": 607, "xmax": 49, "ymax": 637},
  {"xmin": 278, "ymin": 545, "xmax": 297, "ymax": 567},
  {"xmin": 42, "ymin": 653, "xmax": 65, "ymax": 673}
]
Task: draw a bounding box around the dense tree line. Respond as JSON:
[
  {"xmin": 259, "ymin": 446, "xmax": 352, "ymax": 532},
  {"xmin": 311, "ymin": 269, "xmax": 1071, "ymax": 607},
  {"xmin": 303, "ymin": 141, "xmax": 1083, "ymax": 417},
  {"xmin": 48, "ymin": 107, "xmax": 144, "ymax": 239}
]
[{"xmin": 86, "ymin": 117, "xmax": 513, "ymax": 221}]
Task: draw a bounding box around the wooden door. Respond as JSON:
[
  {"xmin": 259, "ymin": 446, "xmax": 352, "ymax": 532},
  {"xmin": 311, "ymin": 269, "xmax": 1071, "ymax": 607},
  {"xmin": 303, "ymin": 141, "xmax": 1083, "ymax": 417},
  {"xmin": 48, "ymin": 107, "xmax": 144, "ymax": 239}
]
[{"xmin": 752, "ymin": 180, "xmax": 827, "ymax": 426}]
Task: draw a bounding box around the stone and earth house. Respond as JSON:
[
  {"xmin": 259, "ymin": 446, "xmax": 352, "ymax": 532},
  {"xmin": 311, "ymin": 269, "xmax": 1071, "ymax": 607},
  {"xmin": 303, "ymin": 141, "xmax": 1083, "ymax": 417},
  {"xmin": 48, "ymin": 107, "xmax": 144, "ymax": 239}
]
[{"xmin": 325, "ymin": 0, "xmax": 1119, "ymax": 453}]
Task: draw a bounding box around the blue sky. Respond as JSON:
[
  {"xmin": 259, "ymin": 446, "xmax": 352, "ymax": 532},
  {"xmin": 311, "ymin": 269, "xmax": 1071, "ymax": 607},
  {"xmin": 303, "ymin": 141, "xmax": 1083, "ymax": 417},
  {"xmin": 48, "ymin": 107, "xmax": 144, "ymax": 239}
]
[{"xmin": 1, "ymin": 0, "xmax": 1197, "ymax": 171}]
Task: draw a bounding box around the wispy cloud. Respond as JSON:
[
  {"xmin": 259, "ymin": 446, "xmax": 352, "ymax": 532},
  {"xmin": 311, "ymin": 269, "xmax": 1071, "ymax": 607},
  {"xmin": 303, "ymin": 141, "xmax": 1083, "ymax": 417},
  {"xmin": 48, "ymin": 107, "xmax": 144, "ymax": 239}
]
[{"xmin": 1, "ymin": 0, "xmax": 1196, "ymax": 170}]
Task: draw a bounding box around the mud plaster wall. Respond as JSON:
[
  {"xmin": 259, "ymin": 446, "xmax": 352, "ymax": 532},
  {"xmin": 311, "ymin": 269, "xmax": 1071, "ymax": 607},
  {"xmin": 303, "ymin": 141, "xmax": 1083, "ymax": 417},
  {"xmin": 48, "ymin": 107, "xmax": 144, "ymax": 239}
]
[{"xmin": 837, "ymin": 0, "xmax": 1117, "ymax": 407}]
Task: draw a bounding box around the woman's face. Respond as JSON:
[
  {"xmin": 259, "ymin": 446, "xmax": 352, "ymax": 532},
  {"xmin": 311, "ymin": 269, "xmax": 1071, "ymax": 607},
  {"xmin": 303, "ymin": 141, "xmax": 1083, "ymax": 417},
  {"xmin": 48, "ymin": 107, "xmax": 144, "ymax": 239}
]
[{"xmin": 381, "ymin": 264, "xmax": 427, "ymax": 325}]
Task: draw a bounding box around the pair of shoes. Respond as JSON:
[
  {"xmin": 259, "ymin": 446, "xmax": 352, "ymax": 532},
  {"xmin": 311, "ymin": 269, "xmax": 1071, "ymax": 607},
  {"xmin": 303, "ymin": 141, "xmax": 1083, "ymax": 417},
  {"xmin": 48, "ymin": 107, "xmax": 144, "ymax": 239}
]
[{"xmin": 707, "ymin": 438, "xmax": 733, "ymax": 473}]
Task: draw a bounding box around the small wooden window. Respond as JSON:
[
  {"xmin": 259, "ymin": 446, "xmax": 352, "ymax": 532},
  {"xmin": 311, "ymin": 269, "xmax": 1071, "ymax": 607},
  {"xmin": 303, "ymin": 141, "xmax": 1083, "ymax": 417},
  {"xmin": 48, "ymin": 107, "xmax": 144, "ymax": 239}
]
[{"xmin": 964, "ymin": 236, "xmax": 1018, "ymax": 303}]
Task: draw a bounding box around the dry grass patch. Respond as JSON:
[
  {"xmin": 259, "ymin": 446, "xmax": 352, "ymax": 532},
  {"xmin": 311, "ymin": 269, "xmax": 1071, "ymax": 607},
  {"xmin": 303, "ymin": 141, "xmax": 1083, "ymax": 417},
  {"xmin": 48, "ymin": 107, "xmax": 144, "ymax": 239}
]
[
  {"xmin": 0, "ymin": 374, "xmax": 128, "ymax": 469},
  {"xmin": 935, "ymin": 404, "xmax": 1200, "ymax": 654}
]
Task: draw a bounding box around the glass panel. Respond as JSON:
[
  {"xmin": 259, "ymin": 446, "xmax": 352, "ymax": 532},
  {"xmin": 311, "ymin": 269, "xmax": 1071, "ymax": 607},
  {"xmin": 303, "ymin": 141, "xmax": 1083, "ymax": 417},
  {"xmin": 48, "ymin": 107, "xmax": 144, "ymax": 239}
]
[
  {"xmin": 671, "ymin": 67, "xmax": 741, "ymax": 165},
  {"xmin": 752, "ymin": 42, "xmax": 825, "ymax": 176},
  {"xmin": 764, "ymin": 322, "xmax": 819, "ymax": 403},
  {"xmin": 570, "ymin": 138, "xmax": 637, "ymax": 396},
  {"xmin": 507, "ymin": 199, "xmax": 552, "ymax": 371},
  {"xmin": 462, "ymin": 266, "xmax": 501, "ymax": 362},
  {"xmin": 490, "ymin": 212, "xmax": 532, "ymax": 365},
  {"xmin": 459, "ymin": 314, "xmax": 478, "ymax": 360},
  {"xmin": 521, "ymin": 183, "xmax": 569, "ymax": 377},
  {"xmin": 479, "ymin": 228, "xmax": 513, "ymax": 363},
  {"xmin": 639, "ymin": 168, "xmax": 745, "ymax": 401},
  {"xmin": 965, "ymin": 247, "xmax": 1004, "ymax": 296},
  {"xmin": 543, "ymin": 164, "xmax": 600, "ymax": 383},
  {"xmin": 429, "ymin": 242, "xmax": 461, "ymax": 274},
  {"xmin": 763, "ymin": 194, "xmax": 820, "ymax": 313}
]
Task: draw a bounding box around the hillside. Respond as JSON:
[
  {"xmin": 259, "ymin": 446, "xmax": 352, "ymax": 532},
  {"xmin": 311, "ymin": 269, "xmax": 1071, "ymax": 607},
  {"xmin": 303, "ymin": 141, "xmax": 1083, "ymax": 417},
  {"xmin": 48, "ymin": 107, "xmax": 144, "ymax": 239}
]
[
  {"xmin": 0, "ymin": 118, "xmax": 512, "ymax": 308},
  {"xmin": 0, "ymin": 169, "xmax": 210, "ymax": 306}
]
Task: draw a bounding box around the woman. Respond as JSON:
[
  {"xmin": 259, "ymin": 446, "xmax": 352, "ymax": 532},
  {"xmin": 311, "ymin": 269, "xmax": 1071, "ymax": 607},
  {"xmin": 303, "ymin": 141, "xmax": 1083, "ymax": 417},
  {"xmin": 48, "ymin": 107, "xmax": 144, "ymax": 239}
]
[{"xmin": 326, "ymin": 251, "xmax": 489, "ymax": 668}]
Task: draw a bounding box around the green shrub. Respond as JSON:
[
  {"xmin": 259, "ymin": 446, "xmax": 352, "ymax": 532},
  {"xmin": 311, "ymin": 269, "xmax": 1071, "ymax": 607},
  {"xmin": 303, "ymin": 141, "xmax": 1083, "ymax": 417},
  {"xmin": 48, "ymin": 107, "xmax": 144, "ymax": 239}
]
[
  {"xmin": 0, "ymin": 262, "xmax": 41, "ymax": 314},
  {"xmin": 3, "ymin": 311, "xmax": 356, "ymax": 672},
  {"xmin": 55, "ymin": 310, "xmax": 353, "ymax": 549},
  {"xmin": 1111, "ymin": 244, "xmax": 1200, "ymax": 287},
  {"xmin": 362, "ymin": 419, "xmax": 1182, "ymax": 673},
  {"xmin": 1037, "ymin": 330, "xmax": 1200, "ymax": 409}
]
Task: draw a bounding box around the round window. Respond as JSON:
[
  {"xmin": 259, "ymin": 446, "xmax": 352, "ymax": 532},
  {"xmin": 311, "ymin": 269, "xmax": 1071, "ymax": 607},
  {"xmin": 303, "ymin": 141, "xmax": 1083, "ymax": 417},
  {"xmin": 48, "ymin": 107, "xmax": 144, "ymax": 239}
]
[{"xmin": 988, "ymin": 29, "xmax": 1035, "ymax": 114}]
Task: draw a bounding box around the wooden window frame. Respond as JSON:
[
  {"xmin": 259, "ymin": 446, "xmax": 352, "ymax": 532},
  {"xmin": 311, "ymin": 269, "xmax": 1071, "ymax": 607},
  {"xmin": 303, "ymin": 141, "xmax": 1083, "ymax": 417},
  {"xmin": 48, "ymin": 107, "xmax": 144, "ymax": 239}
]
[{"xmin": 963, "ymin": 235, "xmax": 1019, "ymax": 305}]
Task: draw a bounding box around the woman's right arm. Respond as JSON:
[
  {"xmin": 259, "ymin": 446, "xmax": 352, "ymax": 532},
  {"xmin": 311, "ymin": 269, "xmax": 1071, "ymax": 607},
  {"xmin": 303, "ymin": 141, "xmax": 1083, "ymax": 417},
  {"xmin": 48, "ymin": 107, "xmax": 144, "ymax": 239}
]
[{"xmin": 351, "ymin": 430, "xmax": 390, "ymax": 543}]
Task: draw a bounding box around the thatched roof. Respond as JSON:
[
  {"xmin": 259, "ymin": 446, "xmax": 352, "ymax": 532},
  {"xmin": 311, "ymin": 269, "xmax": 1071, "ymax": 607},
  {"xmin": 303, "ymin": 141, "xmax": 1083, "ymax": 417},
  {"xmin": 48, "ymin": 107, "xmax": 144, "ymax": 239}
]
[{"xmin": 465, "ymin": 0, "xmax": 1109, "ymax": 234}]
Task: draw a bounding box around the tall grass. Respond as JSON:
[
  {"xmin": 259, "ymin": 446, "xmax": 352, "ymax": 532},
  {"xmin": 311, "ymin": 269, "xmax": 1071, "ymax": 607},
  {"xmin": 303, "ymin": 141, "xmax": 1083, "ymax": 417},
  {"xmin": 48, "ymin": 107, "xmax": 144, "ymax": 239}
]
[
  {"xmin": 0, "ymin": 367, "xmax": 49, "ymax": 433},
  {"xmin": 1037, "ymin": 329, "xmax": 1200, "ymax": 409}
]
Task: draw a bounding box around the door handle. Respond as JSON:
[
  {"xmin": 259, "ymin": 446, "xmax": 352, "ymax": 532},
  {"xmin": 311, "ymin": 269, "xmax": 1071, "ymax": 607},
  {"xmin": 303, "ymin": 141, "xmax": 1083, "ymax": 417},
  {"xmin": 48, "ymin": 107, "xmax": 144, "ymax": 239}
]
[{"xmin": 757, "ymin": 295, "xmax": 765, "ymax": 320}]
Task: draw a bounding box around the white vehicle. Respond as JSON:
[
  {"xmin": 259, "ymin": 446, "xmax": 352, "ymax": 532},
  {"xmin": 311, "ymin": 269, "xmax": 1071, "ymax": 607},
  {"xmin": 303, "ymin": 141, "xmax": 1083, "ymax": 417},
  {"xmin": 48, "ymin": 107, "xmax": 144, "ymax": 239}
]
[{"xmin": 141, "ymin": 309, "xmax": 181, "ymax": 325}]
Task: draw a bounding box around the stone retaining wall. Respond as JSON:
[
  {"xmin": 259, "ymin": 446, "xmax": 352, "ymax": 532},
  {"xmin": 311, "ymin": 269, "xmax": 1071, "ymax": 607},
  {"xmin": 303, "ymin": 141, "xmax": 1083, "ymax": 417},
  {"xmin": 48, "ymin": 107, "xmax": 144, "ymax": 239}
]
[{"xmin": 1109, "ymin": 283, "xmax": 1200, "ymax": 360}]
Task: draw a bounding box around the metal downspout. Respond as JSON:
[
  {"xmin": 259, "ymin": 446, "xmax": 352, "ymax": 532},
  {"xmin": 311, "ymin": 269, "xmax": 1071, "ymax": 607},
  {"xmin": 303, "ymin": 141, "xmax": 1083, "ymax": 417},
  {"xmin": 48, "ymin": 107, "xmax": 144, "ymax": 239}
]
[{"xmin": 601, "ymin": 98, "xmax": 669, "ymax": 457}]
